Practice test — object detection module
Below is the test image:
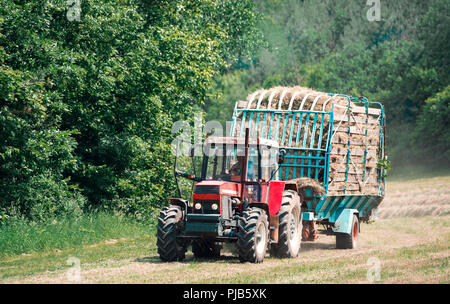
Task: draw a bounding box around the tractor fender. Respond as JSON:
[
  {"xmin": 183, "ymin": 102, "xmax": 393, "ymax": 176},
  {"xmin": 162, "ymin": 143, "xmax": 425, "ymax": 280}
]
[
  {"xmin": 266, "ymin": 180, "xmax": 285, "ymax": 216},
  {"xmin": 332, "ymin": 209, "xmax": 359, "ymax": 234},
  {"xmin": 249, "ymin": 203, "xmax": 269, "ymax": 216},
  {"xmin": 167, "ymin": 198, "xmax": 189, "ymax": 214}
]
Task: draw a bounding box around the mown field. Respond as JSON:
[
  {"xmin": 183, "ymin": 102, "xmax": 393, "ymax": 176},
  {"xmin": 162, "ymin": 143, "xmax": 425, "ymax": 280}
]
[{"xmin": 1, "ymin": 176, "xmax": 449, "ymax": 284}]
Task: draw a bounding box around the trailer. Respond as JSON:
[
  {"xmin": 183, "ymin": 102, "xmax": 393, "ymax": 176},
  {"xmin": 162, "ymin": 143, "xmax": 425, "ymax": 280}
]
[{"xmin": 230, "ymin": 88, "xmax": 386, "ymax": 247}]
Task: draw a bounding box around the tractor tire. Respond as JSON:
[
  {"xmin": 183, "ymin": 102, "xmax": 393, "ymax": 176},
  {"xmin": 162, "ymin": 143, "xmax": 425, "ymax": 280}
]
[
  {"xmin": 156, "ymin": 205, "xmax": 188, "ymax": 261},
  {"xmin": 270, "ymin": 190, "xmax": 302, "ymax": 258},
  {"xmin": 192, "ymin": 239, "xmax": 221, "ymax": 259},
  {"xmin": 236, "ymin": 207, "xmax": 269, "ymax": 263},
  {"xmin": 336, "ymin": 214, "xmax": 359, "ymax": 249}
]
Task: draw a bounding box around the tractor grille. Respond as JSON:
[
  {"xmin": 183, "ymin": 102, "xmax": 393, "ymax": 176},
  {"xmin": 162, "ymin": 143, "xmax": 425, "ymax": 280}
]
[
  {"xmin": 194, "ymin": 200, "xmax": 220, "ymax": 214},
  {"xmin": 194, "ymin": 186, "xmax": 220, "ymax": 194}
]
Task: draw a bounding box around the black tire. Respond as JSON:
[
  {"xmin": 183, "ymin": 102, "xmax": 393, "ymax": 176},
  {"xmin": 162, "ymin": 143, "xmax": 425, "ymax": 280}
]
[
  {"xmin": 236, "ymin": 207, "xmax": 269, "ymax": 263},
  {"xmin": 156, "ymin": 206, "xmax": 188, "ymax": 261},
  {"xmin": 336, "ymin": 214, "xmax": 359, "ymax": 249},
  {"xmin": 270, "ymin": 190, "xmax": 302, "ymax": 258},
  {"xmin": 192, "ymin": 239, "xmax": 221, "ymax": 259}
]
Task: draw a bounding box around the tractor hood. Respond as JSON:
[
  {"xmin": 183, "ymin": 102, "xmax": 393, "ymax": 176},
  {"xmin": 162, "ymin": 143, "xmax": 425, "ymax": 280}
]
[{"xmin": 194, "ymin": 180, "xmax": 241, "ymax": 197}]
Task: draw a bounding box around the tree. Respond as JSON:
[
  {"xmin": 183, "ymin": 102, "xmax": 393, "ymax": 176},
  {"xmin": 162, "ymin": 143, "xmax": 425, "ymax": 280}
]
[{"xmin": 0, "ymin": 0, "xmax": 262, "ymax": 221}]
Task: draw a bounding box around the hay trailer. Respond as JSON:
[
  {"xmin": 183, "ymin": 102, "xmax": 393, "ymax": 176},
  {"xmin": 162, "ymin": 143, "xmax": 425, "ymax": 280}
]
[{"xmin": 231, "ymin": 87, "xmax": 386, "ymax": 248}]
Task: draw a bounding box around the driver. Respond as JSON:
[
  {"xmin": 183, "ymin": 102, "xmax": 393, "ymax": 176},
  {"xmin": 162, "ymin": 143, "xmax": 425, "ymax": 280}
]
[
  {"xmin": 229, "ymin": 155, "xmax": 245, "ymax": 176},
  {"xmin": 229, "ymin": 156, "xmax": 255, "ymax": 180}
]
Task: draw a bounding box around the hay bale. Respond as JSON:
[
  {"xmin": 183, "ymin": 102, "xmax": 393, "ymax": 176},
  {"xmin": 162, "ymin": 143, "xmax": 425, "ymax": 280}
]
[{"xmin": 290, "ymin": 177, "xmax": 326, "ymax": 201}]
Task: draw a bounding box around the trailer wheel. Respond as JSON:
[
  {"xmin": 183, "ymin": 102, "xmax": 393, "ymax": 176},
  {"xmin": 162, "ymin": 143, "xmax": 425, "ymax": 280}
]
[
  {"xmin": 156, "ymin": 205, "xmax": 188, "ymax": 261},
  {"xmin": 270, "ymin": 190, "xmax": 302, "ymax": 258},
  {"xmin": 237, "ymin": 207, "xmax": 268, "ymax": 263},
  {"xmin": 336, "ymin": 214, "xmax": 359, "ymax": 249},
  {"xmin": 192, "ymin": 239, "xmax": 221, "ymax": 259}
]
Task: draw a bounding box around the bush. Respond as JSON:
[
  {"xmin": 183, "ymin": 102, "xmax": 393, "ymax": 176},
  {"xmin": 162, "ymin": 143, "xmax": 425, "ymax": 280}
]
[{"xmin": 414, "ymin": 86, "xmax": 450, "ymax": 163}]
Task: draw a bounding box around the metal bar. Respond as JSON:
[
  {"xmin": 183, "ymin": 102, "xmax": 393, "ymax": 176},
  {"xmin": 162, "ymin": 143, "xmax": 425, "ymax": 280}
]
[
  {"xmin": 254, "ymin": 111, "xmax": 261, "ymax": 138},
  {"xmin": 247, "ymin": 112, "xmax": 254, "ymax": 137},
  {"xmin": 362, "ymin": 102, "xmax": 369, "ymax": 181},
  {"xmin": 300, "ymin": 113, "xmax": 311, "ymax": 177},
  {"xmin": 284, "ymin": 155, "xmax": 326, "ymax": 160},
  {"xmin": 281, "ymin": 113, "xmax": 290, "ymax": 146},
  {"xmin": 285, "ymin": 113, "xmax": 297, "ymax": 180},
  {"xmin": 344, "ymin": 96, "xmax": 351, "ymax": 194},
  {"xmin": 324, "ymin": 105, "xmax": 334, "ymax": 191},
  {"xmin": 315, "ymin": 113, "xmax": 325, "ymax": 180},
  {"xmin": 235, "ymin": 109, "xmax": 333, "ymax": 115},
  {"xmin": 260, "ymin": 112, "xmax": 267, "ymax": 138},
  {"xmin": 280, "ymin": 163, "xmax": 326, "ymax": 168},
  {"xmin": 274, "ymin": 113, "xmax": 281, "ymax": 142},
  {"xmin": 267, "ymin": 112, "xmax": 275, "ymax": 139},
  {"xmin": 280, "ymin": 146, "xmax": 328, "ymax": 152},
  {"xmin": 292, "ymin": 113, "xmax": 304, "ymax": 179},
  {"xmin": 239, "ymin": 111, "xmax": 247, "ymax": 137},
  {"xmin": 307, "ymin": 113, "xmax": 318, "ymax": 177}
]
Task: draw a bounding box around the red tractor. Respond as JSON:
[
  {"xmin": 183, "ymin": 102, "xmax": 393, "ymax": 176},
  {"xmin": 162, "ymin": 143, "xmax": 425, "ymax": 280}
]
[{"xmin": 157, "ymin": 129, "xmax": 303, "ymax": 263}]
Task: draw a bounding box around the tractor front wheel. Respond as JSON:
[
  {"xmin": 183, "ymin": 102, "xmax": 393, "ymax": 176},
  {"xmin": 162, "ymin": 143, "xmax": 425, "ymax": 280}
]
[
  {"xmin": 156, "ymin": 206, "xmax": 188, "ymax": 261},
  {"xmin": 237, "ymin": 207, "xmax": 269, "ymax": 263}
]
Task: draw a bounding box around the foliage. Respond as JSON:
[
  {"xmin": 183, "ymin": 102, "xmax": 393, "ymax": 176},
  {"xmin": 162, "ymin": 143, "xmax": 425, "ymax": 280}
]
[
  {"xmin": 415, "ymin": 86, "xmax": 450, "ymax": 163},
  {"xmin": 0, "ymin": 0, "xmax": 262, "ymax": 221},
  {"xmin": 205, "ymin": 0, "xmax": 450, "ymax": 172}
]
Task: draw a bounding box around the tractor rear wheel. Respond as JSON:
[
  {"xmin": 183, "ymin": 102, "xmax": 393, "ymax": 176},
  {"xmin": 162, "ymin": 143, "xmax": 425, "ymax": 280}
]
[
  {"xmin": 270, "ymin": 190, "xmax": 302, "ymax": 258},
  {"xmin": 156, "ymin": 205, "xmax": 188, "ymax": 261},
  {"xmin": 237, "ymin": 207, "xmax": 269, "ymax": 263},
  {"xmin": 336, "ymin": 214, "xmax": 359, "ymax": 249},
  {"xmin": 192, "ymin": 239, "xmax": 221, "ymax": 259}
]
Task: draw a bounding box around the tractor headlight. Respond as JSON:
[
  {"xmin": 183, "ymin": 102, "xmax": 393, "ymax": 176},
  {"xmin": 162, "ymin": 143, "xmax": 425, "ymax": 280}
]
[
  {"xmin": 194, "ymin": 203, "xmax": 202, "ymax": 210},
  {"xmin": 211, "ymin": 203, "xmax": 218, "ymax": 211}
]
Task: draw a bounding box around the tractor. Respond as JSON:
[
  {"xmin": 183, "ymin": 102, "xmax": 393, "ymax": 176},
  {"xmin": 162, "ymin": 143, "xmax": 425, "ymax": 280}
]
[{"xmin": 156, "ymin": 128, "xmax": 303, "ymax": 263}]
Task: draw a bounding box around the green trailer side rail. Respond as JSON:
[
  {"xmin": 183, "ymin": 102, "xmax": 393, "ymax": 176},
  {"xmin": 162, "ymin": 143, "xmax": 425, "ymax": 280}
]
[{"xmin": 230, "ymin": 93, "xmax": 386, "ymax": 232}]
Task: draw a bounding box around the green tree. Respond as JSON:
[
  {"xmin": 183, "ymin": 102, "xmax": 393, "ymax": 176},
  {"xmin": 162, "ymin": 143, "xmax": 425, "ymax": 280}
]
[
  {"xmin": 415, "ymin": 86, "xmax": 450, "ymax": 163},
  {"xmin": 0, "ymin": 0, "xmax": 262, "ymax": 221}
]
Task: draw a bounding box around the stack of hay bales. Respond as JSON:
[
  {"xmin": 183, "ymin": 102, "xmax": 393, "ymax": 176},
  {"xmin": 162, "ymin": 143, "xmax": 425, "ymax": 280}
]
[{"xmin": 232, "ymin": 86, "xmax": 384, "ymax": 196}]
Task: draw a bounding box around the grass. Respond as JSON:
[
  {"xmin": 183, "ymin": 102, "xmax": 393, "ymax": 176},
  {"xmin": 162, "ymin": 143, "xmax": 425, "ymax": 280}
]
[
  {"xmin": 0, "ymin": 212, "xmax": 154, "ymax": 258},
  {"xmin": 1, "ymin": 175, "xmax": 449, "ymax": 283},
  {"xmin": 378, "ymin": 175, "xmax": 450, "ymax": 218},
  {"xmin": 1, "ymin": 215, "xmax": 448, "ymax": 283}
]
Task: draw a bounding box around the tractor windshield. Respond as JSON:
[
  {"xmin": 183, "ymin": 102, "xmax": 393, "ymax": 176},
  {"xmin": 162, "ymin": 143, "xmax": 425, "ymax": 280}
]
[{"xmin": 204, "ymin": 144, "xmax": 277, "ymax": 182}]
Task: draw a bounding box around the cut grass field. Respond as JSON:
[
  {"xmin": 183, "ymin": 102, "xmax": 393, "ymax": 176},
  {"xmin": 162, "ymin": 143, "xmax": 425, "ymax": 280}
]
[{"xmin": 1, "ymin": 175, "xmax": 449, "ymax": 284}]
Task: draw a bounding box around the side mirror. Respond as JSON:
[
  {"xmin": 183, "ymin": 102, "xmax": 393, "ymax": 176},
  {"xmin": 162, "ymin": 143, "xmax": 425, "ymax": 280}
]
[{"xmin": 278, "ymin": 149, "xmax": 286, "ymax": 164}]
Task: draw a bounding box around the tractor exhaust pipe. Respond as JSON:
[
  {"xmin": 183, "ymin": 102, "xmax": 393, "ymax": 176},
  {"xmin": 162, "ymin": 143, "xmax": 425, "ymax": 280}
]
[{"xmin": 241, "ymin": 128, "xmax": 250, "ymax": 202}]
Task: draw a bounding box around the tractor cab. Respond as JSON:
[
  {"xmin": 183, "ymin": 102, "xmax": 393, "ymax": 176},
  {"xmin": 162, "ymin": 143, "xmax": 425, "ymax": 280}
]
[{"xmin": 201, "ymin": 136, "xmax": 280, "ymax": 183}]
